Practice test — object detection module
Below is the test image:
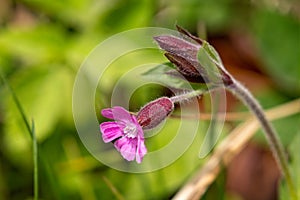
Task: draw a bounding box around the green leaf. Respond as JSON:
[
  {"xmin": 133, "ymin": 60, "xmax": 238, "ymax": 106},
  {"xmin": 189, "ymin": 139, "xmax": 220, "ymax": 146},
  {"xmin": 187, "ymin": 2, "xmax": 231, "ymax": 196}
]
[
  {"xmin": 201, "ymin": 41, "xmax": 223, "ymax": 67},
  {"xmin": 142, "ymin": 62, "xmax": 206, "ymax": 91},
  {"xmin": 21, "ymin": 0, "xmax": 94, "ymax": 27},
  {"xmin": 0, "ymin": 25, "xmax": 68, "ymax": 66},
  {"xmin": 252, "ymin": 10, "xmax": 300, "ymax": 96},
  {"xmin": 3, "ymin": 65, "xmax": 73, "ymax": 167},
  {"xmin": 197, "ymin": 42, "xmax": 224, "ymax": 83},
  {"xmin": 100, "ymin": 0, "xmax": 154, "ymax": 33}
]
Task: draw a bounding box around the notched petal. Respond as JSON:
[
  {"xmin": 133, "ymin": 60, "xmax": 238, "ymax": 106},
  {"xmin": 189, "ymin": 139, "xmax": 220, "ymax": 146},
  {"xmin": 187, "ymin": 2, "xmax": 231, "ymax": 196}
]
[
  {"xmin": 100, "ymin": 122, "xmax": 123, "ymax": 143},
  {"xmin": 101, "ymin": 106, "xmax": 132, "ymax": 122},
  {"xmin": 115, "ymin": 137, "xmax": 136, "ymax": 161},
  {"xmin": 101, "ymin": 108, "xmax": 115, "ymax": 119},
  {"xmin": 100, "ymin": 121, "xmax": 124, "ymax": 131},
  {"xmin": 136, "ymin": 137, "xmax": 147, "ymax": 163}
]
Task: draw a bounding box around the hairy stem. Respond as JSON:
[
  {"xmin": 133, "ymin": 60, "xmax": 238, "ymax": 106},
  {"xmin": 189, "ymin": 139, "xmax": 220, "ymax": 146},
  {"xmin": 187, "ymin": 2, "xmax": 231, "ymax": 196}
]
[
  {"xmin": 227, "ymin": 79, "xmax": 296, "ymax": 200},
  {"xmin": 170, "ymin": 90, "xmax": 204, "ymax": 103},
  {"xmin": 169, "ymin": 78, "xmax": 296, "ymax": 199},
  {"xmin": 170, "ymin": 85, "xmax": 219, "ymax": 103}
]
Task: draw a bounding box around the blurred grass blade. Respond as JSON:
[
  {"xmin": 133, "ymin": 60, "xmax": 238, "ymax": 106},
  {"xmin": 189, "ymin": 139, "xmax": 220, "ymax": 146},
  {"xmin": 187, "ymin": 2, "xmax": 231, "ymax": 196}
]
[
  {"xmin": 32, "ymin": 120, "xmax": 38, "ymax": 200},
  {"xmin": 102, "ymin": 176, "xmax": 125, "ymax": 200},
  {"xmin": 0, "ymin": 72, "xmax": 32, "ymax": 139},
  {"xmin": 0, "ymin": 71, "xmax": 38, "ymax": 199}
]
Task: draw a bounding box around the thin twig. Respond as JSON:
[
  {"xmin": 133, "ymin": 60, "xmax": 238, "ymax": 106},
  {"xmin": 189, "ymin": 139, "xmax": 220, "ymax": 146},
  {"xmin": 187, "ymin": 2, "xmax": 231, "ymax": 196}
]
[{"xmin": 173, "ymin": 98, "xmax": 300, "ymax": 200}]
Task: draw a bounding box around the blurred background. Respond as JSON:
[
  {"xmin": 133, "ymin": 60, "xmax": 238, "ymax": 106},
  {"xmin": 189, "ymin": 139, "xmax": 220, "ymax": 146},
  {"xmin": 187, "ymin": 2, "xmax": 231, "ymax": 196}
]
[{"xmin": 0, "ymin": 0, "xmax": 299, "ymax": 199}]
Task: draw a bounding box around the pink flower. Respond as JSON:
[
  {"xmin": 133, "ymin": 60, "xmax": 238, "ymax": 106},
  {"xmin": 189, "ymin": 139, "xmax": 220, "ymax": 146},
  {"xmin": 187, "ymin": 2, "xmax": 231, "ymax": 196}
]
[{"xmin": 100, "ymin": 106, "xmax": 147, "ymax": 163}]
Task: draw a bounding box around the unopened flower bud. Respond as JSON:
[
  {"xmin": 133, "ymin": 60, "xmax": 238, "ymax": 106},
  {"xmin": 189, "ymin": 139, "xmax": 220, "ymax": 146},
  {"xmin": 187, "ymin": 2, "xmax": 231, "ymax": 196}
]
[
  {"xmin": 154, "ymin": 35, "xmax": 200, "ymax": 67},
  {"xmin": 137, "ymin": 97, "xmax": 174, "ymax": 130},
  {"xmin": 154, "ymin": 34, "xmax": 209, "ymax": 84},
  {"xmin": 154, "ymin": 26, "xmax": 233, "ymax": 85},
  {"xmin": 164, "ymin": 52, "xmax": 206, "ymax": 83}
]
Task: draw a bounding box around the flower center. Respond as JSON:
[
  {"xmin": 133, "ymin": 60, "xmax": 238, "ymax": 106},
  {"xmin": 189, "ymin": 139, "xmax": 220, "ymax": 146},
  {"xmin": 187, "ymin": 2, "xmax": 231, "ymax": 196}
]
[{"xmin": 123, "ymin": 123, "xmax": 137, "ymax": 138}]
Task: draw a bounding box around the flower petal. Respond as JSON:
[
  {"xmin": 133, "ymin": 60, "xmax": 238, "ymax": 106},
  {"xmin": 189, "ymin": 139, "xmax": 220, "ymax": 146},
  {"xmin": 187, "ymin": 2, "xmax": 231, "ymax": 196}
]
[
  {"xmin": 135, "ymin": 137, "xmax": 147, "ymax": 163},
  {"xmin": 135, "ymin": 120, "xmax": 145, "ymax": 138},
  {"xmin": 101, "ymin": 108, "xmax": 115, "ymax": 119},
  {"xmin": 100, "ymin": 122, "xmax": 124, "ymax": 143},
  {"xmin": 101, "ymin": 106, "xmax": 132, "ymax": 122},
  {"xmin": 114, "ymin": 137, "xmax": 136, "ymax": 162},
  {"xmin": 100, "ymin": 121, "xmax": 125, "ymax": 131},
  {"xmin": 100, "ymin": 106, "xmax": 147, "ymax": 163}
]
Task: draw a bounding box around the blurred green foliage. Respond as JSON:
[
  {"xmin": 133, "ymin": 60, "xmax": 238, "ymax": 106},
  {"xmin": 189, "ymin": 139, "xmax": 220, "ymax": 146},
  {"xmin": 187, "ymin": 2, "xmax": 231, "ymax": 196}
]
[
  {"xmin": 280, "ymin": 131, "xmax": 300, "ymax": 200},
  {"xmin": 252, "ymin": 9, "xmax": 300, "ymax": 96},
  {"xmin": 0, "ymin": 0, "xmax": 299, "ymax": 199}
]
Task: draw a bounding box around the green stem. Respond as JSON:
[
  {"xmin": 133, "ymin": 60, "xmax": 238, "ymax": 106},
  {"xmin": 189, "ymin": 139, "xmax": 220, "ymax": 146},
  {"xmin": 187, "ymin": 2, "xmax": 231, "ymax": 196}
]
[
  {"xmin": 32, "ymin": 120, "xmax": 38, "ymax": 200},
  {"xmin": 170, "ymin": 80, "xmax": 296, "ymax": 199},
  {"xmin": 170, "ymin": 90, "xmax": 204, "ymax": 103},
  {"xmin": 170, "ymin": 86, "xmax": 219, "ymax": 103},
  {"xmin": 1, "ymin": 75, "xmax": 32, "ymax": 139},
  {"xmin": 1, "ymin": 72, "xmax": 39, "ymax": 199},
  {"xmin": 227, "ymin": 80, "xmax": 297, "ymax": 200}
]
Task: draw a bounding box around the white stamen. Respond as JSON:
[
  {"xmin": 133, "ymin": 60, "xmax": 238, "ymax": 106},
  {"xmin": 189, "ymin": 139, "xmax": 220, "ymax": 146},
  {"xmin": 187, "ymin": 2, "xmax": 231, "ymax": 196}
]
[{"xmin": 123, "ymin": 123, "xmax": 137, "ymax": 138}]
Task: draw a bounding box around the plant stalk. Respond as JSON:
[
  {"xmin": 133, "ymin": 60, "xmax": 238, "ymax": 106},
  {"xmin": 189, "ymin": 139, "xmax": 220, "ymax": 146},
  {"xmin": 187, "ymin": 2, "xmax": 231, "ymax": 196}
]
[
  {"xmin": 32, "ymin": 120, "xmax": 38, "ymax": 200},
  {"xmin": 170, "ymin": 90, "xmax": 204, "ymax": 103},
  {"xmin": 227, "ymin": 79, "xmax": 296, "ymax": 200},
  {"xmin": 169, "ymin": 79, "xmax": 296, "ymax": 199},
  {"xmin": 170, "ymin": 85, "xmax": 219, "ymax": 103}
]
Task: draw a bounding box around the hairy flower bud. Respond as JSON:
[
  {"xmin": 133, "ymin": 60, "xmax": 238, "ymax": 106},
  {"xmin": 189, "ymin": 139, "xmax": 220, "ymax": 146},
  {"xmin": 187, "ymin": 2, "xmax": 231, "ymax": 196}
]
[
  {"xmin": 137, "ymin": 97, "xmax": 174, "ymax": 130},
  {"xmin": 154, "ymin": 32, "xmax": 207, "ymax": 83},
  {"xmin": 164, "ymin": 52, "xmax": 206, "ymax": 83},
  {"xmin": 154, "ymin": 26, "xmax": 233, "ymax": 85}
]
